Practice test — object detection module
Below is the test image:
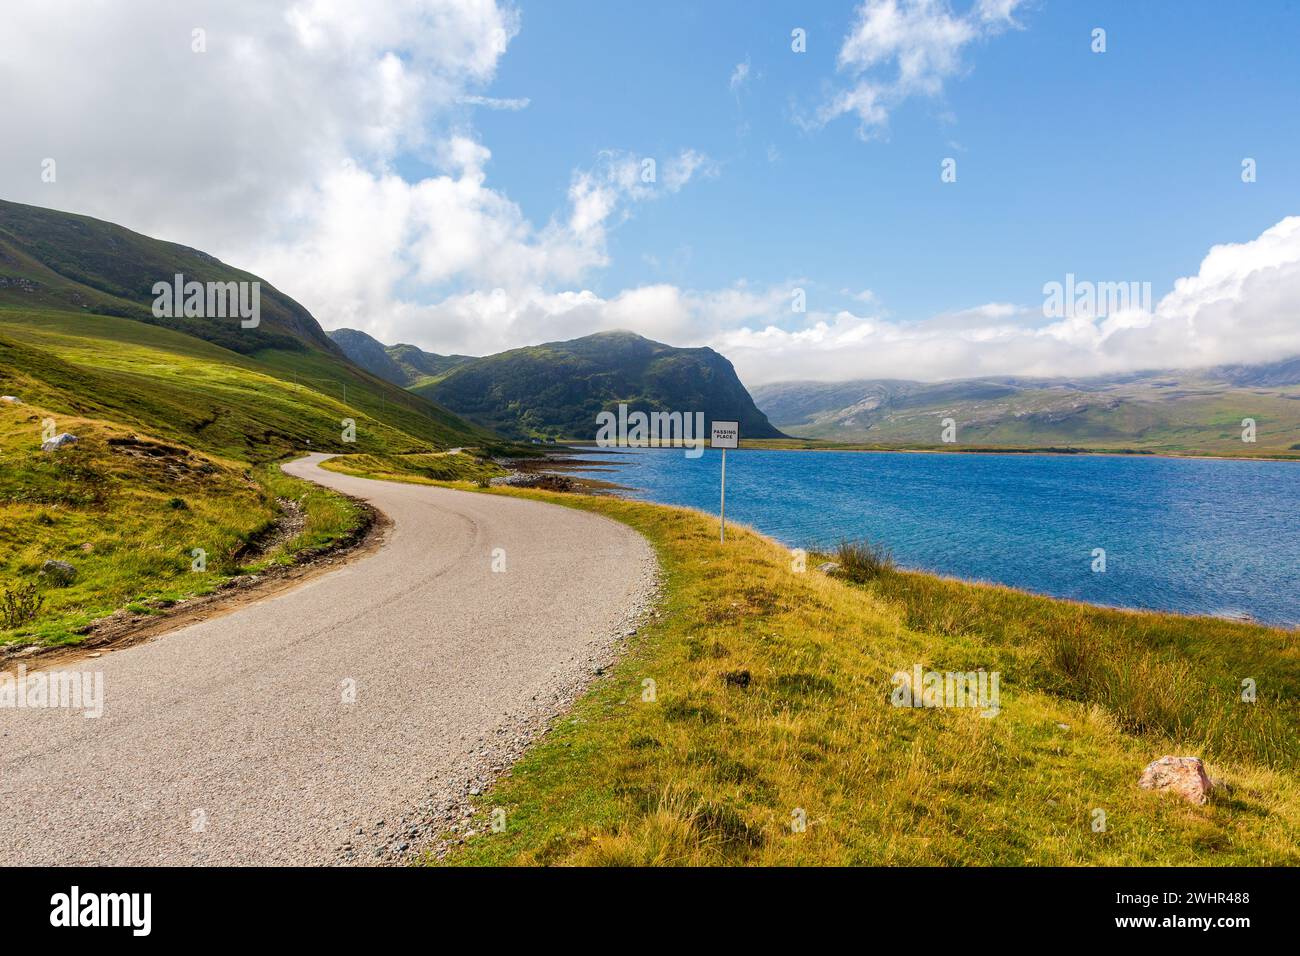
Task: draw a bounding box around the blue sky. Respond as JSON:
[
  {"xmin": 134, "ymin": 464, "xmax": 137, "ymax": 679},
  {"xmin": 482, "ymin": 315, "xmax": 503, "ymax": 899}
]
[
  {"xmin": 6, "ymin": 0, "xmax": 1300, "ymax": 382},
  {"xmin": 472, "ymin": 0, "xmax": 1300, "ymax": 321}
]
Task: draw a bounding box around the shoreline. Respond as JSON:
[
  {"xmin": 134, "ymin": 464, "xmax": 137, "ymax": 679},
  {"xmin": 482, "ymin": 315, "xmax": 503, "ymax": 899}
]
[{"xmin": 522, "ymin": 448, "xmax": 1299, "ymax": 631}]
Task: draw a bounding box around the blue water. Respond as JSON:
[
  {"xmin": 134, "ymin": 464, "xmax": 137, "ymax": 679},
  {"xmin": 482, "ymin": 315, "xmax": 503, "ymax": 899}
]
[{"xmin": 568, "ymin": 447, "xmax": 1300, "ymax": 627}]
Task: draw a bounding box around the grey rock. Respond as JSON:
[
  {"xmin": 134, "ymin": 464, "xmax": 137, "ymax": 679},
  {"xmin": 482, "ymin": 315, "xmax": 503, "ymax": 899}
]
[
  {"xmin": 41, "ymin": 560, "xmax": 77, "ymax": 586},
  {"xmin": 41, "ymin": 433, "xmax": 79, "ymax": 452}
]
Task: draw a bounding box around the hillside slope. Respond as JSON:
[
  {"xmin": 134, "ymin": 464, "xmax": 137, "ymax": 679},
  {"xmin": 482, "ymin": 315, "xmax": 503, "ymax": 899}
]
[
  {"xmin": 0, "ymin": 199, "xmax": 336, "ymax": 355},
  {"xmin": 412, "ymin": 330, "xmax": 785, "ymax": 441},
  {"xmin": 0, "ymin": 200, "xmax": 494, "ymax": 453}
]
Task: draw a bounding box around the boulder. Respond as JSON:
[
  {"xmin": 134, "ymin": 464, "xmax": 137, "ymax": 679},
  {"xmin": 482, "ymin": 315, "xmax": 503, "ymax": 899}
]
[
  {"xmin": 1138, "ymin": 756, "xmax": 1214, "ymax": 805},
  {"xmin": 816, "ymin": 561, "xmax": 840, "ymax": 574},
  {"xmin": 41, "ymin": 433, "xmax": 79, "ymax": 452},
  {"xmin": 1, "ymin": 395, "xmax": 21, "ymax": 404},
  {"xmin": 41, "ymin": 560, "xmax": 78, "ymax": 586}
]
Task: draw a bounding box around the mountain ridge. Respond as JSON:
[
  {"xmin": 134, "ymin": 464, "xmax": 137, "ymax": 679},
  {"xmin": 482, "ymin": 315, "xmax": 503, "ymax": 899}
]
[{"xmin": 330, "ymin": 328, "xmax": 786, "ymax": 441}]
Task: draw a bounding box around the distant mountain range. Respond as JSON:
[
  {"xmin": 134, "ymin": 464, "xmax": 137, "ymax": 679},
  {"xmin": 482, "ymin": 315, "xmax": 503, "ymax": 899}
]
[
  {"xmin": 332, "ymin": 328, "xmax": 784, "ymax": 441},
  {"xmin": 751, "ymin": 361, "xmax": 1300, "ymax": 453}
]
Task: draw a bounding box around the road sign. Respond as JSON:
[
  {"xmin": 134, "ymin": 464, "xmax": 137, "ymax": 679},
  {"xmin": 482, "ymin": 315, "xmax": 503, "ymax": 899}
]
[
  {"xmin": 711, "ymin": 421, "xmax": 739, "ymax": 541},
  {"xmin": 711, "ymin": 420, "xmax": 739, "ymax": 449}
]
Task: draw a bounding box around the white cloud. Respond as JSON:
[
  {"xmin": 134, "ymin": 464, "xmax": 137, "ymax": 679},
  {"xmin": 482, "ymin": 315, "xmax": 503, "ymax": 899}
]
[
  {"xmin": 711, "ymin": 217, "xmax": 1300, "ymax": 383},
  {"xmin": 458, "ymin": 94, "xmax": 531, "ymax": 110},
  {"xmin": 0, "ymin": 0, "xmax": 522, "ymax": 251},
  {"xmin": 729, "ymin": 59, "xmax": 751, "ymax": 94},
  {"xmin": 817, "ymin": 0, "xmax": 1025, "ymax": 137},
  {"xmin": 0, "ymin": 0, "xmax": 715, "ymax": 354}
]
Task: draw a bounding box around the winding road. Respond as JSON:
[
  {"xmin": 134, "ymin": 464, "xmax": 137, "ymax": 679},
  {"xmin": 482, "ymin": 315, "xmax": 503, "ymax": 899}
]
[{"xmin": 0, "ymin": 454, "xmax": 656, "ymax": 865}]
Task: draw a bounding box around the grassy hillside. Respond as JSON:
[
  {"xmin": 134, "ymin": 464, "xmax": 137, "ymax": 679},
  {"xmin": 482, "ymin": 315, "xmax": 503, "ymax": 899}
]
[
  {"xmin": 0, "ymin": 304, "xmax": 502, "ymax": 645},
  {"xmin": 0, "ymin": 392, "xmax": 366, "ymax": 645},
  {"xmin": 0, "ymin": 199, "xmax": 336, "ymax": 355},
  {"xmin": 412, "ymin": 330, "xmax": 785, "ymax": 441},
  {"xmin": 0, "ymin": 309, "xmax": 492, "ymax": 461},
  {"xmin": 310, "ymin": 457, "xmax": 1298, "ymax": 865},
  {"xmin": 752, "ymin": 369, "xmax": 1300, "ymax": 455}
]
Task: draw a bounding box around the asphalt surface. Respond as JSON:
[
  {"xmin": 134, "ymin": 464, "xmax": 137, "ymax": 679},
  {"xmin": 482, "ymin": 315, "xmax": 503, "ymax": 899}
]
[{"xmin": 0, "ymin": 454, "xmax": 656, "ymax": 865}]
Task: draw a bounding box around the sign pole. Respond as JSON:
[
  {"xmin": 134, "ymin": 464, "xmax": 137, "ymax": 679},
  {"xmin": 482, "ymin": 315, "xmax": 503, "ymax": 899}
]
[
  {"xmin": 720, "ymin": 447, "xmax": 727, "ymax": 542},
  {"xmin": 710, "ymin": 420, "xmax": 738, "ymax": 543}
]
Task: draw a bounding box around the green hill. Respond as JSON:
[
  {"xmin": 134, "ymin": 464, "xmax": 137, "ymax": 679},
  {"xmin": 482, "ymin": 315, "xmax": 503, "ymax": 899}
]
[
  {"xmin": 409, "ymin": 330, "xmax": 786, "ymax": 441},
  {"xmin": 0, "ymin": 199, "xmax": 493, "ymax": 459}
]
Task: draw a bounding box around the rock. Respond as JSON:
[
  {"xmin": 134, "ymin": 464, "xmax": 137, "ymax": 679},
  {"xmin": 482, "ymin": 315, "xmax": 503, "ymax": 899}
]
[
  {"xmin": 41, "ymin": 560, "xmax": 77, "ymax": 586},
  {"xmin": 1138, "ymin": 756, "xmax": 1214, "ymax": 805},
  {"xmin": 815, "ymin": 562, "xmax": 839, "ymax": 574},
  {"xmin": 41, "ymin": 433, "xmax": 79, "ymax": 452},
  {"xmin": 1, "ymin": 395, "xmax": 21, "ymax": 404}
]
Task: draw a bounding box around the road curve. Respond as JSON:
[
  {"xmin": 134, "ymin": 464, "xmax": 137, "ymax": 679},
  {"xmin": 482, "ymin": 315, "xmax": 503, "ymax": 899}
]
[{"xmin": 0, "ymin": 454, "xmax": 656, "ymax": 865}]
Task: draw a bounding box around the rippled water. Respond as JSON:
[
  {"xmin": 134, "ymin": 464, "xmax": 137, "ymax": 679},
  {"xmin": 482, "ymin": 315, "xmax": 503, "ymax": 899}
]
[{"xmin": 567, "ymin": 447, "xmax": 1300, "ymax": 627}]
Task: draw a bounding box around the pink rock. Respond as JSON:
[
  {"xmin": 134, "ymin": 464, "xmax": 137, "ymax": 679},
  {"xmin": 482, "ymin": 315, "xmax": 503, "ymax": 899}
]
[{"xmin": 1138, "ymin": 756, "xmax": 1214, "ymax": 805}]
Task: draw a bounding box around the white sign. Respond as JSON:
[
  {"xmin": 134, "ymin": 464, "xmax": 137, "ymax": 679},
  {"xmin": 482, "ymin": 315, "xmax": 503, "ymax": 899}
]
[{"xmin": 711, "ymin": 420, "xmax": 739, "ymax": 449}]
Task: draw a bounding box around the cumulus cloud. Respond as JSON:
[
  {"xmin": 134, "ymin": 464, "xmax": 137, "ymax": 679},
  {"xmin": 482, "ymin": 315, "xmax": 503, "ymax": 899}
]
[
  {"xmin": 0, "ymin": 0, "xmax": 521, "ymax": 251},
  {"xmin": 368, "ymin": 217, "xmax": 1300, "ymax": 387},
  {"xmin": 712, "ymin": 217, "xmax": 1300, "ymax": 383},
  {"xmin": 0, "ymin": 0, "xmax": 710, "ymax": 339},
  {"xmin": 816, "ymin": 0, "xmax": 1025, "ymax": 136}
]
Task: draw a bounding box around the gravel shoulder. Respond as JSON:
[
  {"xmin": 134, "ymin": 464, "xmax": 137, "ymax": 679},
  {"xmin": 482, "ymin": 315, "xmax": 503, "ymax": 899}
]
[{"xmin": 0, "ymin": 453, "xmax": 658, "ymax": 865}]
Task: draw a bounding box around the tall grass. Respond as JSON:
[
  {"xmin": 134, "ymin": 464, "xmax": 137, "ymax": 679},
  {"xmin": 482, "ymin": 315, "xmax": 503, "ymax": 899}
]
[
  {"xmin": 832, "ymin": 538, "xmax": 895, "ymax": 583},
  {"xmin": 873, "ymin": 570, "xmax": 1300, "ymax": 769}
]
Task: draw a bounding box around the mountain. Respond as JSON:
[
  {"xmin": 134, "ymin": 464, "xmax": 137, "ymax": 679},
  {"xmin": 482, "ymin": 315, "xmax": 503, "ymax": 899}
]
[
  {"xmin": 328, "ymin": 328, "xmax": 409, "ymax": 385},
  {"xmin": 751, "ymin": 364, "xmax": 1300, "ymax": 453},
  {"xmin": 0, "ymin": 199, "xmax": 496, "ymax": 456},
  {"xmin": 328, "ymin": 328, "xmax": 472, "ymax": 387},
  {"xmin": 410, "ymin": 330, "xmax": 786, "ymax": 441}
]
